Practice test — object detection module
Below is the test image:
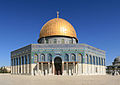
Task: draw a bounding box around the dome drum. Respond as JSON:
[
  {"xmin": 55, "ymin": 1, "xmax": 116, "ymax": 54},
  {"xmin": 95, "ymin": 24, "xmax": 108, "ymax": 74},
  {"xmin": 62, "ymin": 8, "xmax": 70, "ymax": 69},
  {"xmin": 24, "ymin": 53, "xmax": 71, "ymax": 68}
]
[{"xmin": 38, "ymin": 35, "xmax": 78, "ymax": 44}]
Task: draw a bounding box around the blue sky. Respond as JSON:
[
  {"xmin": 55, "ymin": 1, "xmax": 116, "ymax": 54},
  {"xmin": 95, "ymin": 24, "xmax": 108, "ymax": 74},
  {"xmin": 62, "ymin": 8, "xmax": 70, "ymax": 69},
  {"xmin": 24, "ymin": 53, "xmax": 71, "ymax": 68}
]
[{"xmin": 0, "ymin": 0, "xmax": 120, "ymax": 67}]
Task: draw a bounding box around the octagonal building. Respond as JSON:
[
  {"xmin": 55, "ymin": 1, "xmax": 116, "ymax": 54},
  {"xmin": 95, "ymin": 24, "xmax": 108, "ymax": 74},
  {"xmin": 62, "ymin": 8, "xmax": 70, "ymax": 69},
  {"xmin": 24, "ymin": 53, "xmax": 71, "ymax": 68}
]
[{"xmin": 11, "ymin": 13, "xmax": 106, "ymax": 75}]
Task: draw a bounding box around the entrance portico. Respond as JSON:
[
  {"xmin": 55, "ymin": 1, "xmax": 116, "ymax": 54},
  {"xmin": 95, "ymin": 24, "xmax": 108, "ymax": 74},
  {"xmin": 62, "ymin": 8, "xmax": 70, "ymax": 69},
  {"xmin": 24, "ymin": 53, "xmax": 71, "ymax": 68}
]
[{"xmin": 54, "ymin": 57, "xmax": 62, "ymax": 75}]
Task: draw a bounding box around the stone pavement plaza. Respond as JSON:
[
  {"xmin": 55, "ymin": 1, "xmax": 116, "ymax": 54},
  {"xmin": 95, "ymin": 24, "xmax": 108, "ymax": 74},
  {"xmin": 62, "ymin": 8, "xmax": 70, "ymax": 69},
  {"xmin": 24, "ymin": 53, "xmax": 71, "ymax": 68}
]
[{"xmin": 0, "ymin": 74, "xmax": 119, "ymax": 85}]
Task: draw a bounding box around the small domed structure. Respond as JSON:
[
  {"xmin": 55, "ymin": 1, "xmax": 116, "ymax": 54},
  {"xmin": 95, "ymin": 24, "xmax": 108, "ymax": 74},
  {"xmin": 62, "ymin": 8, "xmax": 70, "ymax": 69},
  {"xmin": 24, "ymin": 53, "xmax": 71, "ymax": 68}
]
[{"xmin": 113, "ymin": 56, "xmax": 120, "ymax": 65}]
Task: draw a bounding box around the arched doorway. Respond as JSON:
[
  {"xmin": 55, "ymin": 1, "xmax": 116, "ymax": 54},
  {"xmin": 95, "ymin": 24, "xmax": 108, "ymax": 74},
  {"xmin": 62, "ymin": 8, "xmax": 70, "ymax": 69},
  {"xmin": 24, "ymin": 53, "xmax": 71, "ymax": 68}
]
[{"xmin": 54, "ymin": 57, "xmax": 62, "ymax": 75}]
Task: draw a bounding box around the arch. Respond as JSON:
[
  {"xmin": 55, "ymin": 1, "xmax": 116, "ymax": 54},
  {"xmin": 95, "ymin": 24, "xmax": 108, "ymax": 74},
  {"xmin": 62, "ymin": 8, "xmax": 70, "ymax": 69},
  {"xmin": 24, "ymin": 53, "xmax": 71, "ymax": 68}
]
[
  {"xmin": 19, "ymin": 57, "xmax": 21, "ymax": 73},
  {"xmin": 86, "ymin": 54, "xmax": 89, "ymax": 64},
  {"xmin": 78, "ymin": 53, "xmax": 83, "ymax": 63},
  {"xmin": 54, "ymin": 57, "xmax": 62, "ymax": 75},
  {"xmin": 103, "ymin": 58, "xmax": 104, "ymax": 65},
  {"xmin": 93, "ymin": 56, "xmax": 95, "ymax": 65},
  {"xmin": 20, "ymin": 57, "xmax": 22, "ymax": 65},
  {"xmin": 64, "ymin": 54, "xmax": 69, "ymax": 61},
  {"xmin": 71, "ymin": 53, "xmax": 76, "ymax": 61},
  {"xmin": 54, "ymin": 39, "xmax": 57, "ymax": 44},
  {"xmin": 11, "ymin": 59, "xmax": 13, "ymax": 66},
  {"xmin": 101, "ymin": 58, "xmax": 103, "ymax": 65},
  {"xmin": 41, "ymin": 54, "xmax": 45, "ymax": 61},
  {"xmin": 15, "ymin": 58, "xmax": 17, "ymax": 66},
  {"xmin": 28, "ymin": 54, "xmax": 31, "ymax": 64},
  {"xmin": 27, "ymin": 54, "xmax": 29, "ymax": 64},
  {"xmin": 90, "ymin": 55, "xmax": 92, "ymax": 64},
  {"xmin": 24, "ymin": 55, "xmax": 27, "ymax": 64},
  {"xmin": 17, "ymin": 58, "xmax": 18, "ymax": 65},
  {"xmin": 19, "ymin": 57, "xmax": 21, "ymax": 65},
  {"xmin": 22, "ymin": 56, "xmax": 24, "ymax": 65},
  {"xmin": 46, "ymin": 39, "xmax": 49, "ymax": 44},
  {"xmin": 14, "ymin": 58, "xmax": 15, "ymax": 66},
  {"xmin": 104, "ymin": 58, "xmax": 105, "ymax": 66},
  {"xmin": 61, "ymin": 39, "xmax": 65, "ymax": 44},
  {"xmin": 99, "ymin": 57, "xmax": 101, "ymax": 65},
  {"xmin": 34, "ymin": 54, "xmax": 38, "ymax": 62},
  {"xmin": 69, "ymin": 40, "xmax": 72, "ymax": 44},
  {"xmin": 48, "ymin": 53, "xmax": 52, "ymax": 62},
  {"xmin": 21, "ymin": 56, "xmax": 24, "ymax": 73},
  {"xmin": 96, "ymin": 56, "xmax": 98, "ymax": 65}
]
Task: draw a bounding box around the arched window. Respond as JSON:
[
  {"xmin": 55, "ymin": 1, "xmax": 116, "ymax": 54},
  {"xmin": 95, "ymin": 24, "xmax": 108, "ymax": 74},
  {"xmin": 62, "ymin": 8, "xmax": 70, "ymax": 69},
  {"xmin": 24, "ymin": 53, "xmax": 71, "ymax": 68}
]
[
  {"xmin": 61, "ymin": 39, "xmax": 64, "ymax": 44},
  {"xmin": 54, "ymin": 39, "xmax": 57, "ymax": 44},
  {"xmin": 24, "ymin": 55, "xmax": 27, "ymax": 64},
  {"xmin": 99, "ymin": 57, "xmax": 101, "ymax": 65},
  {"xmin": 93, "ymin": 56, "xmax": 95, "ymax": 65},
  {"xmin": 96, "ymin": 56, "xmax": 98, "ymax": 65},
  {"xmin": 17, "ymin": 57, "xmax": 19, "ymax": 65},
  {"xmin": 28, "ymin": 54, "xmax": 30, "ymax": 64},
  {"xmin": 21, "ymin": 57, "xmax": 22, "ymax": 65},
  {"xmin": 101, "ymin": 58, "xmax": 103, "ymax": 65},
  {"xmin": 103, "ymin": 58, "xmax": 104, "ymax": 66},
  {"xmin": 34, "ymin": 54, "xmax": 38, "ymax": 63},
  {"xmin": 71, "ymin": 53, "xmax": 76, "ymax": 61},
  {"xmin": 48, "ymin": 54, "xmax": 52, "ymax": 62},
  {"xmin": 86, "ymin": 54, "xmax": 89, "ymax": 64},
  {"xmin": 16, "ymin": 58, "xmax": 18, "ymax": 65},
  {"xmin": 90, "ymin": 55, "xmax": 92, "ymax": 64},
  {"xmin": 27, "ymin": 55, "xmax": 29, "ymax": 64},
  {"xmin": 64, "ymin": 54, "xmax": 69, "ymax": 61},
  {"xmin": 18, "ymin": 57, "xmax": 20, "ymax": 65},
  {"xmin": 78, "ymin": 53, "xmax": 83, "ymax": 63},
  {"xmin": 14, "ymin": 58, "xmax": 15, "ymax": 65},
  {"xmin": 41, "ymin": 54, "xmax": 45, "ymax": 61},
  {"xmin": 46, "ymin": 39, "xmax": 48, "ymax": 44},
  {"xmin": 19, "ymin": 57, "xmax": 21, "ymax": 65},
  {"xmin": 22, "ymin": 56, "xmax": 24, "ymax": 65},
  {"xmin": 69, "ymin": 40, "xmax": 72, "ymax": 44},
  {"xmin": 11, "ymin": 59, "xmax": 13, "ymax": 66},
  {"xmin": 104, "ymin": 59, "xmax": 105, "ymax": 66}
]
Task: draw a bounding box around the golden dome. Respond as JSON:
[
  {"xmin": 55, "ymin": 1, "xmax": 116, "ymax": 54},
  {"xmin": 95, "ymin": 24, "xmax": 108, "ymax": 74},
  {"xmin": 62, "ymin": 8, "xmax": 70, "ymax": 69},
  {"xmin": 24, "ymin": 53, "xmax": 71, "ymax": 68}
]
[{"xmin": 39, "ymin": 18, "xmax": 77, "ymax": 40}]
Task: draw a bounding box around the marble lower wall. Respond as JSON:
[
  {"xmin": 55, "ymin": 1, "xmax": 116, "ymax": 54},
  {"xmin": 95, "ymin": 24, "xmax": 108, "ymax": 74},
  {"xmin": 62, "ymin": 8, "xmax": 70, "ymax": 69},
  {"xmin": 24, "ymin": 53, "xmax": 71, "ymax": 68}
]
[
  {"xmin": 11, "ymin": 63, "xmax": 106, "ymax": 76},
  {"xmin": 77, "ymin": 64, "xmax": 106, "ymax": 75}
]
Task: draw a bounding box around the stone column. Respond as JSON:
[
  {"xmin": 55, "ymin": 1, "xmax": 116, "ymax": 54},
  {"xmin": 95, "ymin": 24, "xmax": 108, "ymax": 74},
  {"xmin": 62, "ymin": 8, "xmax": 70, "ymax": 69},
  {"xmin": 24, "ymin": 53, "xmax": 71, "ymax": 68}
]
[
  {"xmin": 52, "ymin": 62, "xmax": 54, "ymax": 75},
  {"xmin": 16, "ymin": 60, "xmax": 17, "ymax": 74},
  {"xmin": 62, "ymin": 62, "xmax": 64, "ymax": 75},
  {"xmin": 11, "ymin": 66, "xmax": 12, "ymax": 74},
  {"xmin": 37, "ymin": 62, "xmax": 39, "ymax": 75},
  {"xmin": 66, "ymin": 62, "xmax": 68, "ymax": 75},
  {"xmin": 73, "ymin": 62, "xmax": 75, "ymax": 75},
  {"xmin": 14, "ymin": 59, "xmax": 15, "ymax": 74},
  {"xmin": 94, "ymin": 57, "xmax": 96, "ymax": 75},
  {"xmin": 17, "ymin": 58, "xmax": 19, "ymax": 74},
  {"xmin": 48, "ymin": 63, "xmax": 50, "ymax": 75},
  {"xmin": 23, "ymin": 64, "xmax": 24, "ymax": 74},
  {"xmin": 15, "ymin": 58, "xmax": 16, "ymax": 74},
  {"xmin": 26, "ymin": 64, "xmax": 27, "ymax": 74},
  {"xmin": 18, "ymin": 65, "xmax": 19, "ymax": 74},
  {"xmin": 27, "ymin": 64, "xmax": 29, "ymax": 74},
  {"xmin": 21, "ymin": 57, "xmax": 23, "ymax": 74},
  {"xmin": 24, "ymin": 57, "xmax": 26, "ymax": 74},
  {"xmin": 41, "ymin": 63, "xmax": 43, "ymax": 75},
  {"xmin": 69, "ymin": 69, "xmax": 71, "ymax": 75},
  {"xmin": 14, "ymin": 58, "xmax": 16, "ymax": 74},
  {"xmin": 76, "ymin": 63, "xmax": 78, "ymax": 75},
  {"xmin": 11, "ymin": 59, "xmax": 13, "ymax": 74}
]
